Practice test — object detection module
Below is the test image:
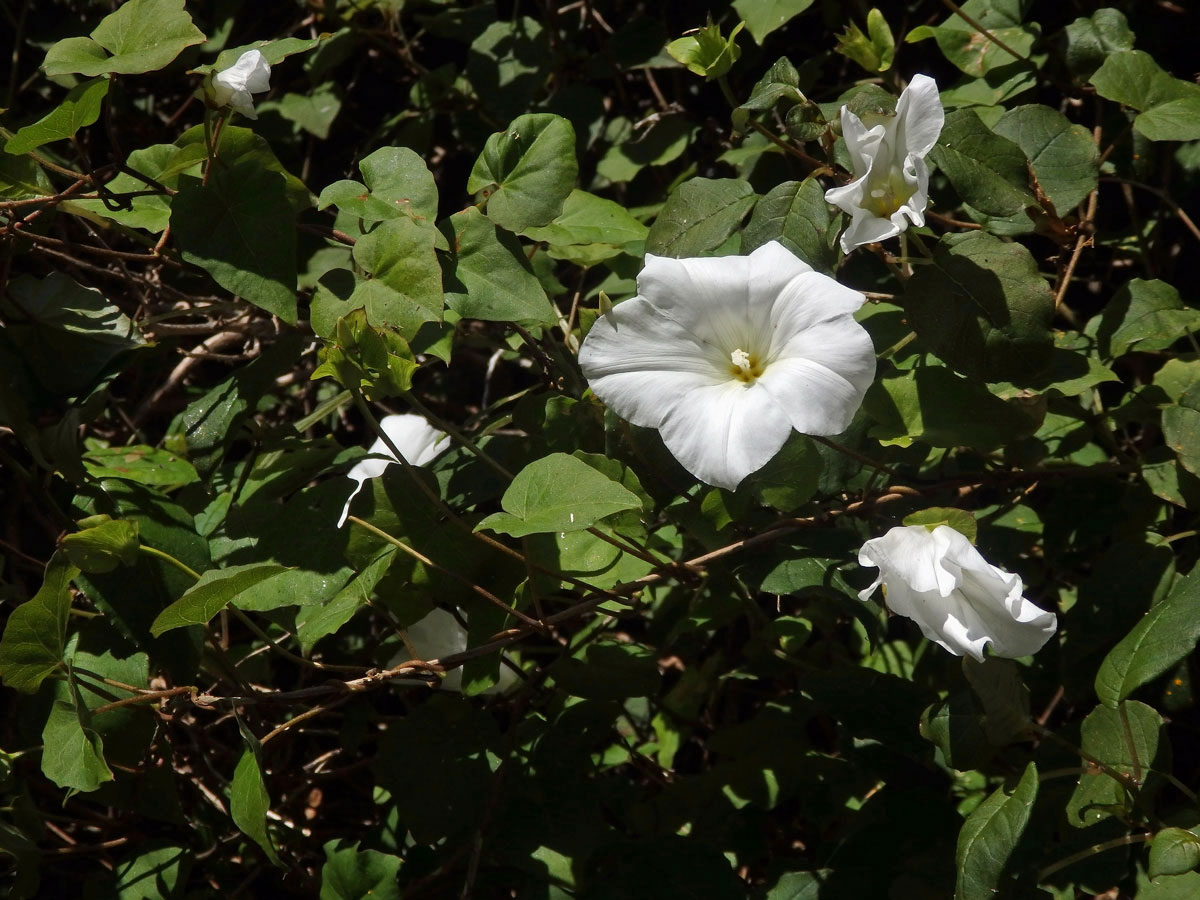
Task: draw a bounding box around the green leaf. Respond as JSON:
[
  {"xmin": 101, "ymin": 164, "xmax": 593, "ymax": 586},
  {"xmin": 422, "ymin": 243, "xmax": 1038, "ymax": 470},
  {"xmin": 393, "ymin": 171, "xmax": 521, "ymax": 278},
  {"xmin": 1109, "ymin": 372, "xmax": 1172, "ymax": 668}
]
[
  {"xmin": 61, "ymin": 517, "xmax": 140, "ymax": 574},
  {"xmin": 955, "ymin": 761, "xmax": 1038, "ymax": 900},
  {"xmin": 312, "ymin": 310, "xmax": 417, "ymax": 401},
  {"xmin": 992, "ymin": 104, "xmax": 1098, "ymax": 214},
  {"xmin": 296, "ymin": 549, "xmax": 395, "ymax": 654},
  {"xmin": 745, "ymin": 434, "xmax": 823, "ymax": 512},
  {"xmin": 742, "ymin": 178, "xmax": 835, "ymax": 274},
  {"xmin": 351, "ymin": 216, "xmax": 443, "ymax": 336},
  {"xmin": 522, "ymin": 188, "xmax": 648, "ymax": 259},
  {"xmin": 0, "ymin": 153, "xmax": 53, "ymax": 199},
  {"xmin": 0, "ymin": 552, "xmax": 78, "ymax": 693},
  {"xmin": 1097, "ymin": 278, "xmax": 1200, "ymax": 359},
  {"xmin": 229, "ymin": 722, "xmax": 282, "ymax": 866},
  {"xmin": 645, "ymin": 177, "xmax": 757, "ymax": 257},
  {"xmin": 667, "ymin": 20, "xmax": 744, "ymax": 79},
  {"xmin": 41, "ymin": 679, "xmax": 115, "ymax": 794},
  {"xmin": 1151, "ymin": 829, "xmax": 1200, "ymax": 879},
  {"xmin": 467, "ymin": 113, "xmax": 577, "ymax": 232},
  {"xmin": 273, "ymin": 84, "xmax": 342, "ymax": 139},
  {"xmin": 477, "ymin": 452, "xmax": 641, "ymax": 538},
  {"xmin": 317, "ymin": 145, "xmax": 439, "ymax": 226},
  {"xmin": 67, "ymin": 143, "xmax": 191, "ymax": 232},
  {"xmin": 758, "ymin": 870, "xmax": 829, "ymax": 900},
  {"xmin": 596, "ymin": 114, "xmax": 695, "ymax": 183},
  {"xmin": 903, "ymin": 231, "xmax": 1054, "ymax": 382},
  {"xmin": 4, "ymin": 78, "xmax": 110, "ymax": 155},
  {"xmin": 201, "ymin": 36, "xmax": 328, "ymax": 74},
  {"xmin": 320, "ymin": 840, "xmax": 402, "ymax": 900},
  {"xmin": 172, "ymin": 161, "xmax": 298, "ymax": 323},
  {"xmin": 111, "ymin": 844, "xmax": 189, "ymax": 899},
  {"xmin": 903, "ymin": 508, "xmax": 978, "ymax": 543},
  {"xmin": 82, "ymin": 444, "xmax": 199, "ymax": 487},
  {"xmin": 1066, "ymin": 701, "xmax": 1162, "ymax": 826},
  {"xmin": 733, "ymin": 0, "xmax": 816, "ymax": 44},
  {"xmin": 835, "ymin": 8, "xmax": 895, "ymax": 73},
  {"xmin": 929, "ymin": 109, "xmax": 1035, "ymax": 217},
  {"xmin": 1096, "ymin": 567, "xmax": 1200, "ymax": 706},
  {"xmin": 865, "ymin": 366, "xmax": 1039, "ymax": 449},
  {"xmin": 1063, "ymin": 9, "xmax": 1134, "ymax": 81},
  {"xmin": 149, "ymin": 563, "xmax": 290, "ymax": 636},
  {"xmin": 1, "ymin": 272, "xmax": 145, "ymax": 398},
  {"xmin": 441, "ymin": 207, "xmax": 557, "ymax": 326},
  {"xmin": 551, "ymin": 640, "xmax": 661, "ymax": 700},
  {"xmin": 43, "ymin": 0, "xmax": 205, "ymax": 77},
  {"xmin": 961, "ymin": 656, "xmax": 1030, "ymax": 745},
  {"xmin": 1091, "ymin": 50, "xmax": 1200, "ymax": 142},
  {"xmin": 906, "ymin": 0, "xmax": 1036, "ymax": 77},
  {"xmin": 1164, "ymin": 385, "xmax": 1200, "ymax": 479}
]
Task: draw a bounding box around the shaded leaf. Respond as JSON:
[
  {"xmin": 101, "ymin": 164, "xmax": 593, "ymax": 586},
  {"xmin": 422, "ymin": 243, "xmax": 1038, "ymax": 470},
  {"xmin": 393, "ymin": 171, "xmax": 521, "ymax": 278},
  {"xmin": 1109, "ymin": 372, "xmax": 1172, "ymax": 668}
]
[
  {"xmin": 955, "ymin": 761, "xmax": 1038, "ymax": 899},
  {"xmin": 172, "ymin": 161, "xmax": 298, "ymax": 323},
  {"xmin": 904, "ymin": 231, "xmax": 1054, "ymax": 382},
  {"xmin": 1150, "ymin": 828, "xmax": 1200, "ymax": 879},
  {"xmin": 1066, "ymin": 701, "xmax": 1163, "ymax": 827},
  {"xmin": 41, "ymin": 679, "xmax": 113, "ymax": 793},
  {"xmin": 929, "ymin": 109, "xmax": 1035, "ymax": 217},
  {"xmin": 150, "ymin": 563, "xmax": 290, "ymax": 636},
  {"xmin": 320, "ymin": 840, "xmax": 401, "ymax": 900},
  {"xmin": 0, "ymin": 552, "xmax": 78, "ymax": 693},
  {"xmin": 229, "ymin": 721, "xmax": 282, "ymax": 866},
  {"xmin": 4, "ymin": 78, "xmax": 110, "ymax": 155},
  {"xmin": 1096, "ymin": 567, "xmax": 1200, "ymax": 706}
]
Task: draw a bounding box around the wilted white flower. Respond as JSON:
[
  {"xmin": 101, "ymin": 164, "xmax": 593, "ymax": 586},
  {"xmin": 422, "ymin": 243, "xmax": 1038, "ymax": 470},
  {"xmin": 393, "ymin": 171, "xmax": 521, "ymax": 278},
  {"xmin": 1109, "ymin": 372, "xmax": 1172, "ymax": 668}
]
[
  {"xmin": 394, "ymin": 607, "xmax": 519, "ymax": 694},
  {"xmin": 578, "ymin": 241, "xmax": 876, "ymax": 490},
  {"xmin": 211, "ymin": 49, "xmax": 272, "ymax": 119},
  {"xmin": 825, "ymin": 74, "xmax": 944, "ymax": 253},
  {"xmin": 337, "ymin": 413, "xmax": 448, "ymax": 528},
  {"xmin": 858, "ymin": 525, "xmax": 1057, "ymax": 662}
]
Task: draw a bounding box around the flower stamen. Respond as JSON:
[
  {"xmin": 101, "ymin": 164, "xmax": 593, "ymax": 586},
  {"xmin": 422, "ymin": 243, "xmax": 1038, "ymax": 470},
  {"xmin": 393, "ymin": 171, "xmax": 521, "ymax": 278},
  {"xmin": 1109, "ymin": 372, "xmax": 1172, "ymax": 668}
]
[{"xmin": 729, "ymin": 348, "xmax": 763, "ymax": 383}]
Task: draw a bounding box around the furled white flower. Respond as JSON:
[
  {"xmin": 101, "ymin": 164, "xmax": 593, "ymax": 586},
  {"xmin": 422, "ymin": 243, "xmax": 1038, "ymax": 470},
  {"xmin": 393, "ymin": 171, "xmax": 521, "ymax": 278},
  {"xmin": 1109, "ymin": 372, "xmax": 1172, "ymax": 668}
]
[
  {"xmin": 394, "ymin": 607, "xmax": 519, "ymax": 694},
  {"xmin": 825, "ymin": 74, "xmax": 944, "ymax": 253},
  {"xmin": 211, "ymin": 49, "xmax": 272, "ymax": 119},
  {"xmin": 337, "ymin": 413, "xmax": 448, "ymax": 528},
  {"xmin": 578, "ymin": 241, "xmax": 876, "ymax": 490},
  {"xmin": 858, "ymin": 525, "xmax": 1057, "ymax": 662}
]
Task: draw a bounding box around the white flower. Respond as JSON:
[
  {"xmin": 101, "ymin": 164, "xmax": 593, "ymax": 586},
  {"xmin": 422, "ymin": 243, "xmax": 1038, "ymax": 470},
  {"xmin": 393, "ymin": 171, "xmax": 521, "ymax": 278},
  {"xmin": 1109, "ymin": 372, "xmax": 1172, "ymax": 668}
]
[
  {"xmin": 577, "ymin": 241, "xmax": 876, "ymax": 490},
  {"xmin": 392, "ymin": 607, "xmax": 519, "ymax": 694},
  {"xmin": 337, "ymin": 413, "xmax": 448, "ymax": 528},
  {"xmin": 858, "ymin": 525, "xmax": 1057, "ymax": 662},
  {"xmin": 211, "ymin": 49, "xmax": 272, "ymax": 119},
  {"xmin": 825, "ymin": 74, "xmax": 944, "ymax": 253}
]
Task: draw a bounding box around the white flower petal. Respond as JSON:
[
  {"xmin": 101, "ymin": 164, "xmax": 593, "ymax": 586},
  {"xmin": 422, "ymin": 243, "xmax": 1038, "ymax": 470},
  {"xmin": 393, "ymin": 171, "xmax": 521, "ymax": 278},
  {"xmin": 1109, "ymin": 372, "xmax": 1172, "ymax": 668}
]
[
  {"xmin": 757, "ymin": 322, "xmax": 876, "ymax": 435},
  {"xmin": 840, "ymin": 110, "xmax": 886, "ymax": 176},
  {"xmin": 895, "ymin": 74, "xmax": 944, "ymax": 158},
  {"xmin": 212, "ymin": 49, "xmax": 272, "ymax": 118},
  {"xmin": 829, "ymin": 75, "xmax": 943, "ymax": 253},
  {"xmin": 840, "ymin": 209, "xmax": 902, "ymax": 252},
  {"xmin": 394, "ymin": 608, "xmax": 519, "ymax": 694},
  {"xmin": 578, "ymin": 241, "xmax": 875, "ymax": 489},
  {"xmin": 858, "ymin": 525, "xmax": 1057, "ymax": 661},
  {"xmin": 337, "ymin": 413, "xmax": 448, "ymax": 528},
  {"xmin": 657, "ymin": 380, "xmax": 793, "ymax": 490}
]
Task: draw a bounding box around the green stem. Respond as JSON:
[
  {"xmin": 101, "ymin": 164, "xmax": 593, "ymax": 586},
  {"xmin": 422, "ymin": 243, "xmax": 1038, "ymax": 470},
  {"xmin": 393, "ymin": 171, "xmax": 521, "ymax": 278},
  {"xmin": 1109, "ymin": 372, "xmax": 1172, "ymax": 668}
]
[
  {"xmin": 295, "ymin": 389, "xmax": 352, "ymax": 434},
  {"xmin": 138, "ymin": 544, "xmax": 201, "ymax": 581},
  {"xmin": 1037, "ymin": 832, "xmax": 1150, "ymax": 882}
]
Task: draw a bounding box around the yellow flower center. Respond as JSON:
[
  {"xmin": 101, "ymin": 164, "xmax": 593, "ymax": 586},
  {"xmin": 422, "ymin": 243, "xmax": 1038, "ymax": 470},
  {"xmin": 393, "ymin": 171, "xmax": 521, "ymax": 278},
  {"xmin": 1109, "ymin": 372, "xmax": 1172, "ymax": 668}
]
[
  {"xmin": 729, "ymin": 348, "xmax": 764, "ymax": 383},
  {"xmin": 862, "ymin": 165, "xmax": 917, "ymax": 219}
]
